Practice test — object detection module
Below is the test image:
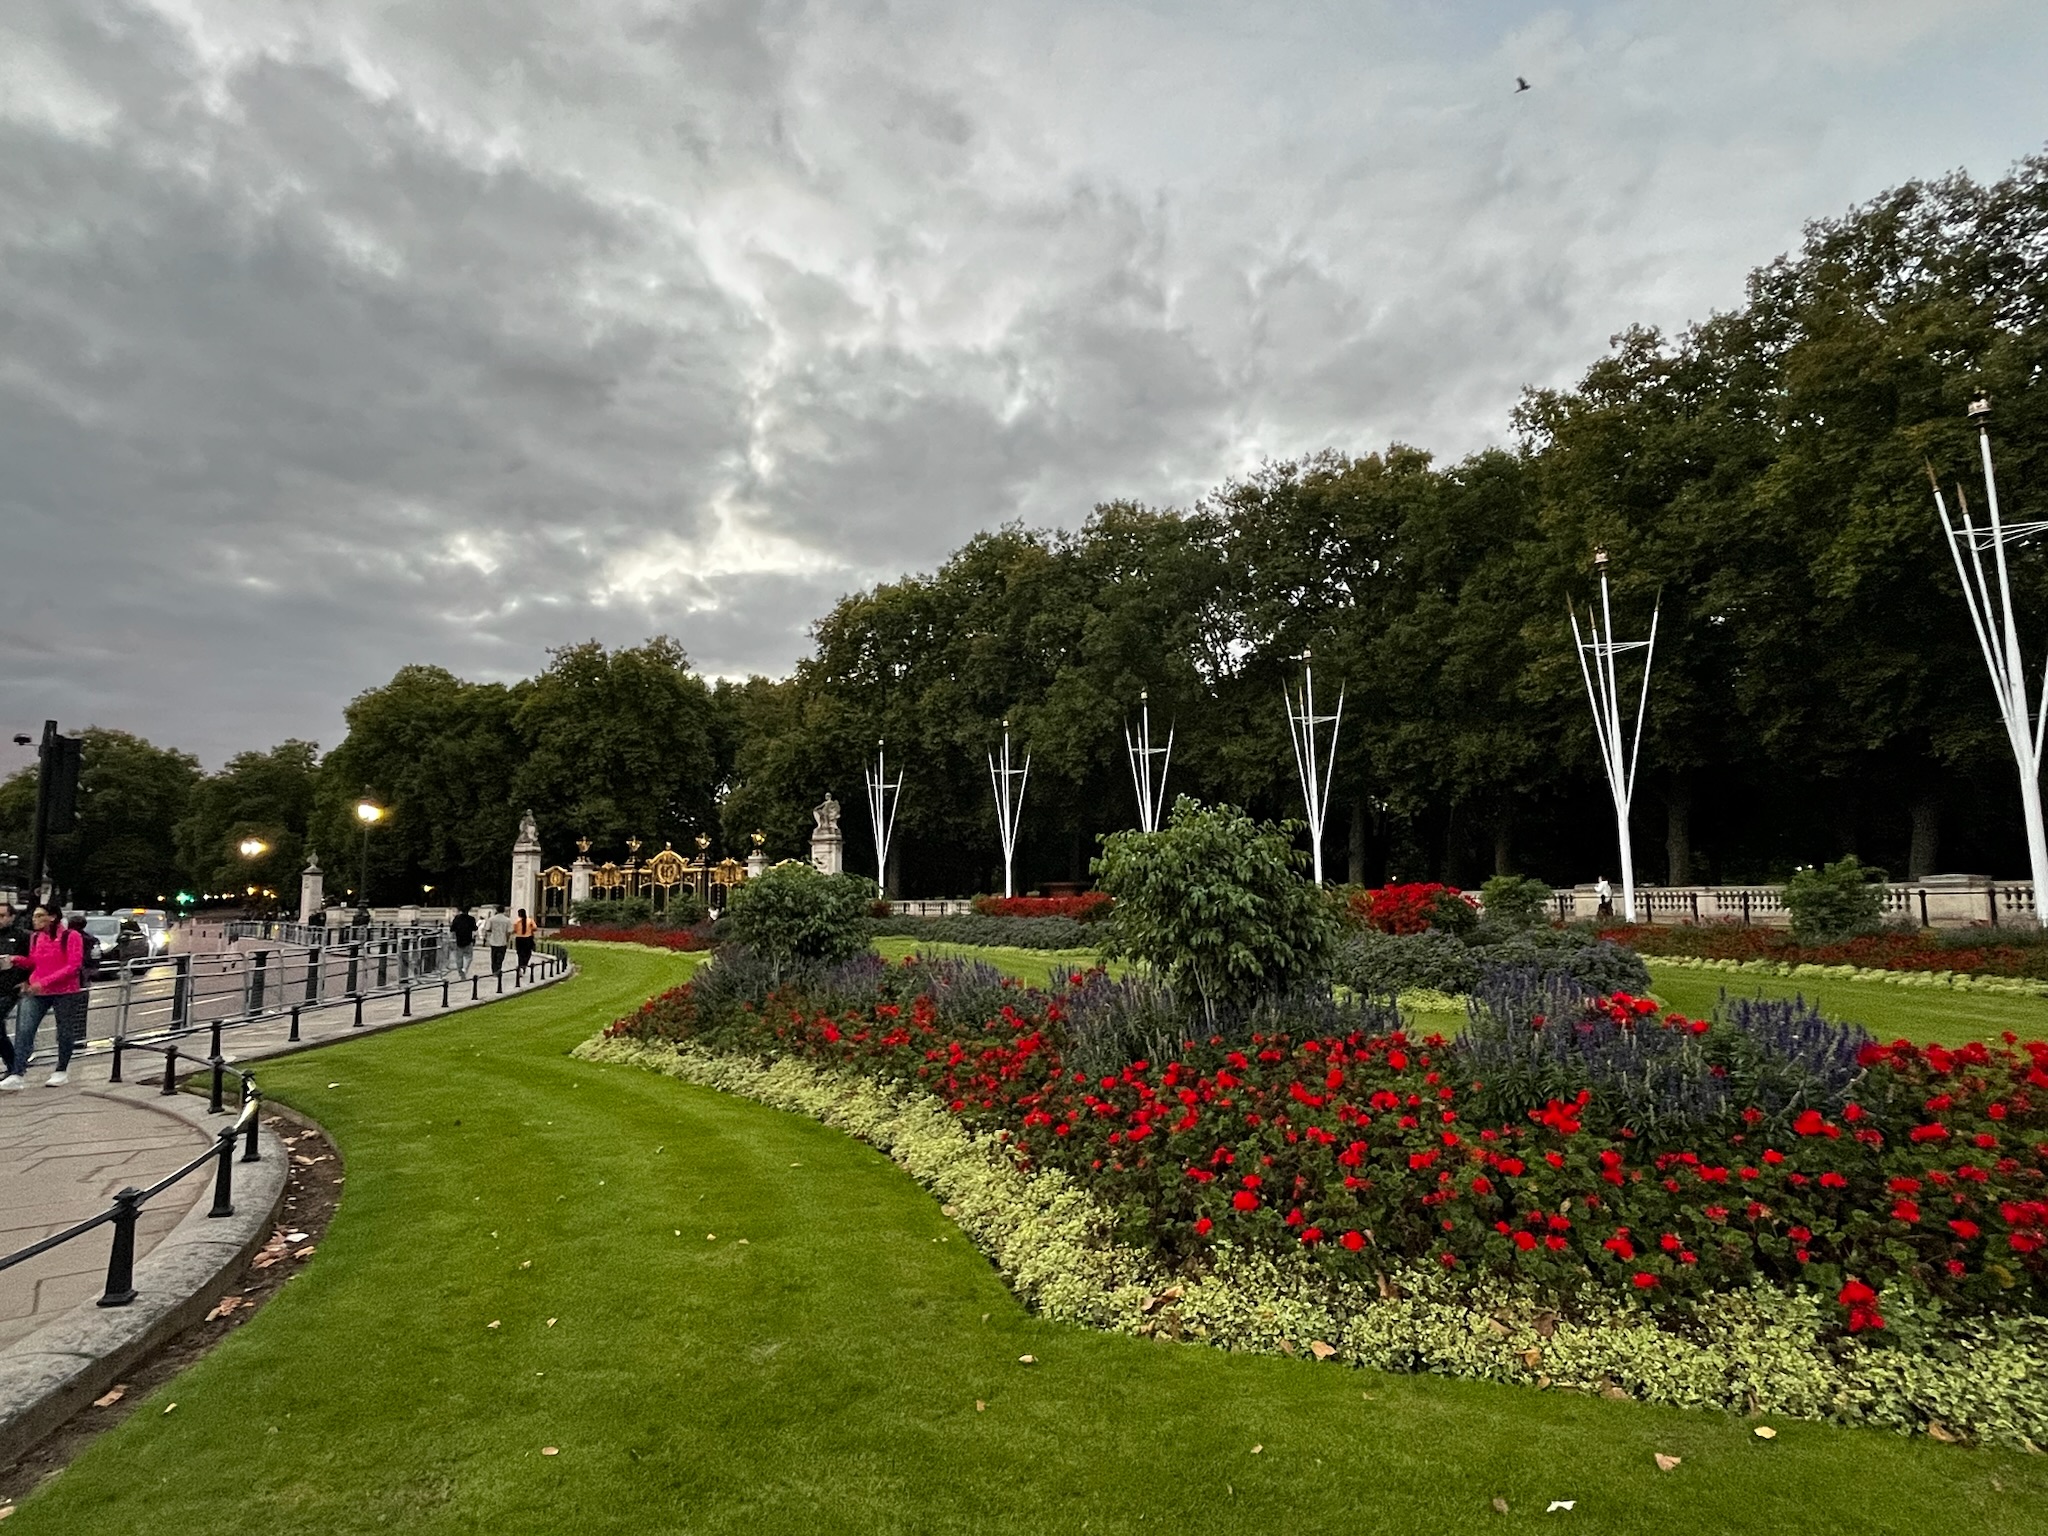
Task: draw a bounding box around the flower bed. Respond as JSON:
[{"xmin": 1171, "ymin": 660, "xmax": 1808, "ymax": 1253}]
[
  {"xmin": 555, "ymin": 924, "xmax": 712, "ymax": 951},
  {"xmin": 1608, "ymin": 922, "xmax": 2048, "ymax": 981},
  {"xmin": 1350, "ymin": 882, "xmax": 1478, "ymax": 935},
  {"xmin": 605, "ymin": 955, "xmax": 2048, "ymax": 1340},
  {"xmin": 578, "ymin": 1026, "xmax": 2048, "ymax": 1444}
]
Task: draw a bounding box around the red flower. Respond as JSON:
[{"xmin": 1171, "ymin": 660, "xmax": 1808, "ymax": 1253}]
[
  {"xmin": 1819, "ymin": 1171, "xmax": 1848, "ymax": 1190},
  {"xmin": 1632, "ymin": 1272, "xmax": 1658, "ymax": 1289},
  {"xmin": 1231, "ymin": 1190, "xmax": 1259, "ymax": 1212},
  {"xmin": 1513, "ymin": 1231, "xmax": 1537, "ymax": 1252},
  {"xmin": 1838, "ymin": 1278, "xmax": 1885, "ymax": 1333},
  {"xmin": 1340, "ymin": 1230, "xmax": 1365, "ymax": 1252},
  {"xmin": 1300, "ymin": 1226, "xmax": 1323, "ymax": 1245},
  {"xmin": 1949, "ymin": 1219, "xmax": 1980, "ymax": 1241},
  {"xmin": 1891, "ymin": 1200, "xmax": 1920, "ymax": 1224},
  {"xmin": 1194, "ymin": 1217, "xmax": 1213, "ymax": 1236}
]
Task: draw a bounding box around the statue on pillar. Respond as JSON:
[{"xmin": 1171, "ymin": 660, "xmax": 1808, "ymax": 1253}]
[
  {"xmin": 810, "ymin": 793, "xmax": 844, "ymax": 876},
  {"xmin": 510, "ymin": 808, "xmax": 543, "ymax": 917}
]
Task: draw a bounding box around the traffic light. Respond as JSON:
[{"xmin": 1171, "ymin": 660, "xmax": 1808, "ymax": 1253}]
[{"xmin": 44, "ymin": 732, "xmax": 83, "ymax": 833}]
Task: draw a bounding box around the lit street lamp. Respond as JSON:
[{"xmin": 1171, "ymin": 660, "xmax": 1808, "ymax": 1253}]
[
  {"xmin": 355, "ymin": 795, "xmax": 384, "ymax": 923},
  {"xmin": 238, "ymin": 836, "xmax": 269, "ymax": 859}
]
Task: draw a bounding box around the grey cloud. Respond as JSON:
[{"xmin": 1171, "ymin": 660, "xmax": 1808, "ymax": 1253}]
[{"xmin": 0, "ymin": 0, "xmax": 2043, "ymax": 766}]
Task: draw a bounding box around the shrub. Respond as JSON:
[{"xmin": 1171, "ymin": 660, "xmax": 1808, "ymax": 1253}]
[
  {"xmin": 721, "ymin": 861, "xmax": 877, "ymax": 975},
  {"xmin": 557, "ymin": 923, "xmax": 711, "ymax": 952},
  {"xmin": 1478, "ymin": 874, "xmax": 1553, "ymax": 930},
  {"xmin": 1608, "ymin": 922, "xmax": 2048, "ymax": 982},
  {"xmin": 1093, "ymin": 797, "xmax": 1341, "ymax": 1022},
  {"xmin": 570, "ymin": 895, "xmax": 655, "ymax": 927},
  {"xmin": 973, "ymin": 892, "xmax": 1115, "ymax": 922},
  {"xmin": 1351, "ymin": 882, "xmax": 1479, "ymax": 936},
  {"xmin": 1783, "ymin": 856, "xmax": 1887, "ymax": 944},
  {"xmin": 1334, "ymin": 929, "xmax": 1481, "ymax": 998},
  {"xmin": 1469, "ymin": 933, "xmax": 1652, "ymax": 996},
  {"xmin": 868, "ymin": 913, "xmax": 1097, "ymax": 950}
]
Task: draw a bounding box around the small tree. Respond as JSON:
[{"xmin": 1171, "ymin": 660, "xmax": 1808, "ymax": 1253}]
[
  {"xmin": 570, "ymin": 896, "xmax": 654, "ymax": 928},
  {"xmin": 1781, "ymin": 856, "xmax": 1887, "ymax": 943},
  {"xmin": 1093, "ymin": 797, "xmax": 1340, "ymax": 1023},
  {"xmin": 722, "ymin": 861, "xmax": 876, "ymax": 975},
  {"xmin": 1478, "ymin": 875, "xmax": 1553, "ymax": 931}
]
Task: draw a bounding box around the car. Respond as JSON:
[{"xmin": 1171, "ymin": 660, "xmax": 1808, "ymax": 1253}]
[
  {"xmin": 111, "ymin": 907, "xmax": 170, "ymax": 955},
  {"xmin": 78, "ymin": 915, "xmax": 149, "ymax": 978}
]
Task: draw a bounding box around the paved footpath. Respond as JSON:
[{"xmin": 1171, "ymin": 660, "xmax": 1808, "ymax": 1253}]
[{"xmin": 0, "ymin": 957, "xmax": 564, "ymax": 1353}]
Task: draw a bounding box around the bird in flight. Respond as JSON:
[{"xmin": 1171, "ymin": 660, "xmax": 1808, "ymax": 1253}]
[{"xmin": 1515, "ymin": 76, "xmax": 1531, "ymax": 92}]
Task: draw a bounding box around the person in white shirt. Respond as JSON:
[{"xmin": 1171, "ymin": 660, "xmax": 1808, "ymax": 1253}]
[
  {"xmin": 482, "ymin": 908, "xmax": 514, "ymax": 975},
  {"xmin": 1596, "ymin": 876, "xmax": 1614, "ymax": 920}
]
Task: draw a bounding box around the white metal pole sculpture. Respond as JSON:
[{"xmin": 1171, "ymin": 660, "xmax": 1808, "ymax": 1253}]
[
  {"xmin": 1124, "ymin": 690, "xmax": 1174, "ymax": 832},
  {"xmin": 988, "ymin": 718, "xmax": 1030, "ymax": 898},
  {"xmin": 1930, "ymin": 393, "xmax": 2048, "ymax": 927},
  {"xmin": 864, "ymin": 738, "xmax": 903, "ymax": 890},
  {"xmin": 1283, "ymin": 651, "xmax": 1344, "ymax": 885},
  {"xmin": 1569, "ymin": 548, "xmax": 1659, "ymax": 923}
]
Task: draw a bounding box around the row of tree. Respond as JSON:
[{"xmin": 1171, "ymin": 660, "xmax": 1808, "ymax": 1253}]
[{"xmin": 6, "ymin": 152, "xmax": 2048, "ymax": 904}]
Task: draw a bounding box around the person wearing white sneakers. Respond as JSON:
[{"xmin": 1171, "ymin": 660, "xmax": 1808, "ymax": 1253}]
[{"xmin": 1, "ymin": 903, "xmax": 85, "ymax": 1090}]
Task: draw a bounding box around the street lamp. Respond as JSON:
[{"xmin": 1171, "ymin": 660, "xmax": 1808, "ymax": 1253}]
[
  {"xmin": 238, "ymin": 836, "xmax": 269, "ymax": 859},
  {"xmin": 355, "ymin": 796, "xmax": 384, "ymax": 923},
  {"xmin": 696, "ymin": 832, "xmax": 711, "ymax": 907}
]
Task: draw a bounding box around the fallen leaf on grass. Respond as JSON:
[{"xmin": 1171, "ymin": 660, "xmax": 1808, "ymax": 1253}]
[
  {"xmin": 541, "ymin": 1447, "xmax": 559, "ymax": 1457},
  {"xmin": 487, "ymin": 1321, "xmax": 501, "ymax": 1329},
  {"xmin": 163, "ymin": 1403, "xmax": 177, "ymax": 1414},
  {"xmin": 1545, "ymin": 1500, "xmax": 1574, "ymax": 1512},
  {"xmin": 206, "ymin": 1296, "xmax": 245, "ymax": 1322},
  {"xmin": 1250, "ymin": 1444, "xmax": 1262, "ymax": 1455},
  {"xmin": 975, "ymin": 1401, "xmax": 986, "ymax": 1412},
  {"xmin": 1928, "ymin": 1421, "xmax": 1961, "ymax": 1444},
  {"xmin": 326, "ymin": 1083, "xmax": 339, "ymax": 1089},
  {"xmin": 1492, "ymin": 1498, "xmax": 1509, "ymax": 1515},
  {"xmin": 1753, "ymin": 1426, "xmax": 1777, "ymax": 1440},
  {"xmin": 1017, "ymin": 1354, "xmax": 1037, "ymax": 1365},
  {"xmin": 546, "ymin": 1318, "xmax": 557, "ymax": 1328},
  {"xmin": 706, "ymin": 1234, "xmax": 716, "ymax": 1241},
  {"xmin": 293, "ymin": 1246, "xmax": 316, "ymax": 1260},
  {"xmin": 93, "ymin": 1386, "xmax": 127, "ymax": 1408},
  {"xmin": 736, "ymin": 1238, "xmax": 750, "ymax": 1245},
  {"xmin": 520, "ymin": 1260, "xmax": 532, "ymax": 1269},
  {"xmin": 1654, "ymin": 1454, "xmax": 1681, "ymax": 1472},
  {"xmin": 1308, "ymin": 1341, "xmax": 1336, "ymax": 1361}
]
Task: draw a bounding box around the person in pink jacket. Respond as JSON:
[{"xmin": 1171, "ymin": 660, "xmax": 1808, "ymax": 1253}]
[{"xmin": 1, "ymin": 904, "xmax": 85, "ymax": 1090}]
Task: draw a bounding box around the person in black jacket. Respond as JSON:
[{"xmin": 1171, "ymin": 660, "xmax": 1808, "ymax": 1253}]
[
  {"xmin": 0, "ymin": 902, "xmax": 26, "ymax": 1075},
  {"xmin": 449, "ymin": 905, "xmax": 477, "ymax": 979}
]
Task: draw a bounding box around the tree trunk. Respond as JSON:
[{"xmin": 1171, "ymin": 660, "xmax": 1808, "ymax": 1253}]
[
  {"xmin": 1349, "ymin": 798, "xmax": 1367, "ymax": 886},
  {"xmin": 1493, "ymin": 814, "xmax": 1513, "ymax": 877},
  {"xmin": 1909, "ymin": 792, "xmax": 1942, "ymax": 879},
  {"xmin": 1665, "ymin": 772, "xmax": 1693, "ymax": 886}
]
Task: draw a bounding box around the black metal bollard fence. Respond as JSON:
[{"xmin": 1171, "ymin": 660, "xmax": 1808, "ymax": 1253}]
[
  {"xmin": 98, "ymin": 1188, "xmax": 142, "ymax": 1307},
  {"xmin": 289, "ymin": 1004, "xmax": 301, "ymax": 1042},
  {"xmin": 242, "ymin": 1101, "xmax": 262, "ymax": 1164},
  {"xmin": 441, "ymin": 977, "xmax": 450, "ymax": 1008},
  {"xmin": 402, "ymin": 984, "xmax": 412, "ymax": 1017},
  {"xmin": 353, "ymin": 994, "xmax": 364, "ymax": 1028},
  {"xmin": 160, "ymin": 1045, "xmax": 179, "ymax": 1097},
  {"xmin": 208, "ymin": 1020, "xmax": 226, "ymax": 1113},
  {"xmin": 111, "ymin": 1037, "xmax": 124, "ymax": 1085},
  {"xmin": 207, "ymin": 1126, "xmax": 237, "ymax": 1218}
]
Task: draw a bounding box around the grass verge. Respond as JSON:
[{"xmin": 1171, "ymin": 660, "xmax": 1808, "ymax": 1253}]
[
  {"xmin": 1645, "ymin": 961, "xmax": 2048, "ymax": 1047},
  {"xmin": 7, "ymin": 944, "xmax": 2045, "ymax": 1534}
]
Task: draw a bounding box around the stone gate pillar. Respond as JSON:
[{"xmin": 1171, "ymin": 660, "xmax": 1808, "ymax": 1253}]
[
  {"xmin": 299, "ymin": 853, "xmax": 325, "ymax": 923},
  {"xmin": 511, "ymin": 809, "xmax": 542, "ymax": 918},
  {"xmin": 810, "ymin": 794, "xmax": 843, "ymax": 876}
]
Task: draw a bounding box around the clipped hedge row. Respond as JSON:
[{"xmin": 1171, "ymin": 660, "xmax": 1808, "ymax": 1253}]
[
  {"xmin": 867, "ymin": 913, "xmax": 1097, "ymax": 950},
  {"xmin": 576, "ymin": 1034, "xmax": 2048, "ymax": 1447}
]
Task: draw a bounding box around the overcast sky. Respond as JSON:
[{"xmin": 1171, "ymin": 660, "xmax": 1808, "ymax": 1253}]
[{"xmin": 2, "ymin": 0, "xmax": 2045, "ymax": 773}]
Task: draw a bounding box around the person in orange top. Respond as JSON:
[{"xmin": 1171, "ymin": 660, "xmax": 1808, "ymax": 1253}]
[{"xmin": 511, "ymin": 909, "xmax": 538, "ymax": 979}]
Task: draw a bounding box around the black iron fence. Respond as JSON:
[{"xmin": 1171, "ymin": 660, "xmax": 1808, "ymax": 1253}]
[{"xmin": 0, "ymin": 1052, "xmax": 264, "ymax": 1309}]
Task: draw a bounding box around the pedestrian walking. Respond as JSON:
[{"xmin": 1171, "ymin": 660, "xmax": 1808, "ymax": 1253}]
[
  {"xmin": 450, "ymin": 904, "xmax": 477, "ymax": 979},
  {"xmin": 512, "ymin": 908, "xmax": 537, "ymax": 979},
  {"xmin": 62, "ymin": 913, "xmax": 101, "ymax": 1071},
  {"xmin": 1, "ymin": 904, "xmax": 86, "ymax": 1089},
  {"xmin": 483, "ymin": 907, "xmax": 512, "ymax": 976},
  {"xmin": 1596, "ymin": 875, "xmax": 1614, "ymax": 920},
  {"xmin": 0, "ymin": 901, "xmax": 28, "ymax": 1078}
]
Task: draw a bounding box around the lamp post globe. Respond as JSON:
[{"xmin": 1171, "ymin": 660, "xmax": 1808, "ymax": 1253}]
[{"xmin": 354, "ymin": 796, "xmax": 384, "ymax": 926}]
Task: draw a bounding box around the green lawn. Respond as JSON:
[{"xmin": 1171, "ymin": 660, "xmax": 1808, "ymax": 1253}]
[
  {"xmin": 872, "ymin": 935, "xmax": 1117, "ymax": 982},
  {"xmin": 1645, "ymin": 961, "xmax": 2048, "ymax": 1047},
  {"xmin": 12, "ymin": 944, "xmax": 2047, "ymax": 1534}
]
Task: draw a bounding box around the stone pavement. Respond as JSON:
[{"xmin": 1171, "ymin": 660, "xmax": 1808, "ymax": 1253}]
[{"xmin": 0, "ymin": 954, "xmax": 567, "ymax": 1356}]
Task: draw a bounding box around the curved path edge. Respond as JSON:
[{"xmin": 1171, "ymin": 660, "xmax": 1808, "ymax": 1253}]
[
  {"xmin": 0, "ymin": 1097, "xmax": 286, "ymax": 1466},
  {"xmin": 0, "ymin": 962, "xmax": 577, "ymax": 1466}
]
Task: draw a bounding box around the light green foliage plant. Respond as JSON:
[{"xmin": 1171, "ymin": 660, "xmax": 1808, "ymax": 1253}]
[
  {"xmin": 571, "ymin": 896, "xmax": 655, "ymax": 927},
  {"xmin": 721, "ymin": 861, "xmax": 876, "ymax": 973},
  {"xmin": 1783, "ymin": 856, "xmax": 1887, "ymax": 944},
  {"xmin": 1093, "ymin": 797, "xmax": 1340, "ymax": 1020}
]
